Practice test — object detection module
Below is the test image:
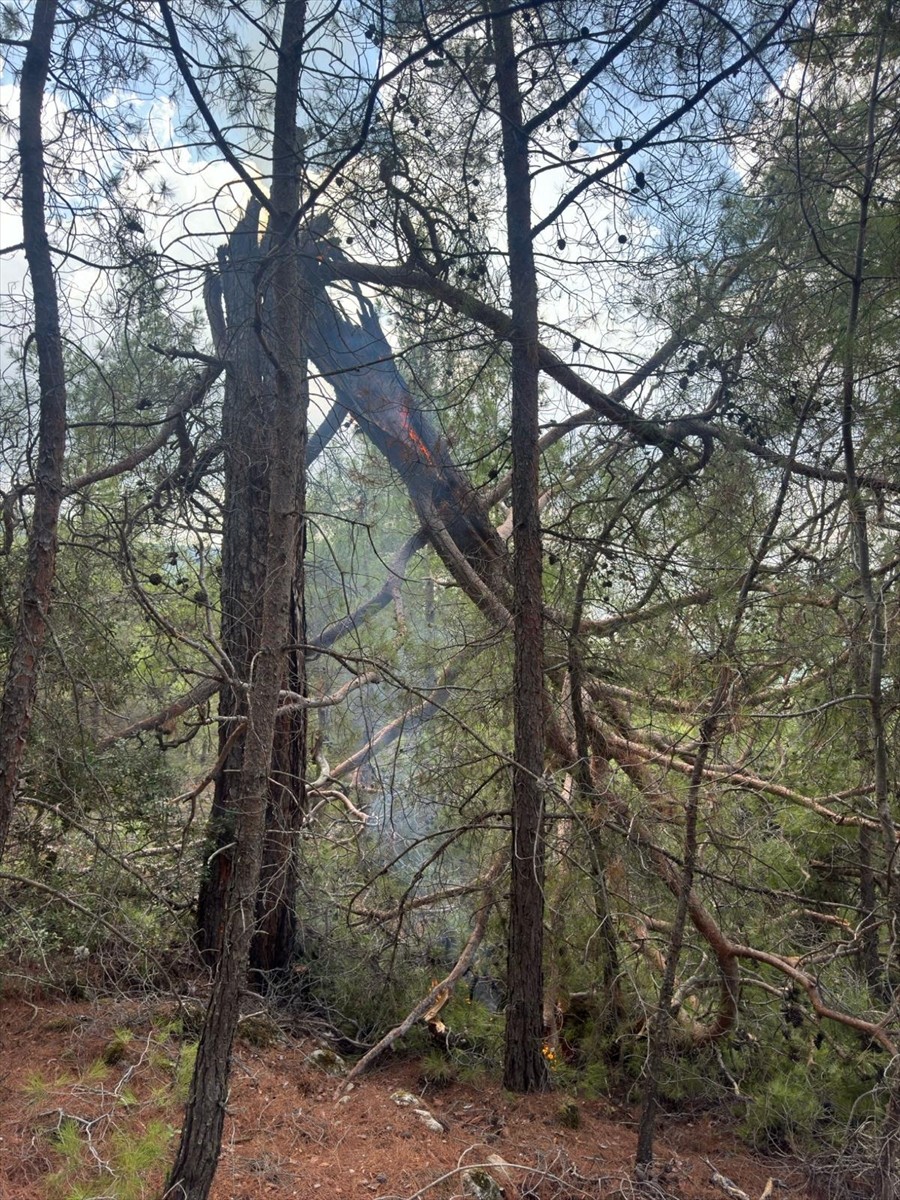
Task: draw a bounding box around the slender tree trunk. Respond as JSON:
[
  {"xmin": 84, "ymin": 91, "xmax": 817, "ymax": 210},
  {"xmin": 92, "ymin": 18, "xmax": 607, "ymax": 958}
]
[
  {"xmin": 164, "ymin": 4, "xmax": 307, "ymax": 1196},
  {"xmin": 195, "ymin": 212, "xmax": 277, "ymax": 967},
  {"xmin": 0, "ymin": 2, "xmax": 64, "ymax": 864},
  {"xmin": 838, "ymin": 3, "xmax": 898, "ymax": 946},
  {"xmin": 252, "ymin": 582, "xmax": 305, "ymax": 977},
  {"xmin": 491, "ymin": 1, "xmax": 548, "ymax": 1094},
  {"xmin": 852, "ymin": 639, "xmax": 887, "ymax": 1002},
  {"xmin": 634, "ymin": 710, "xmax": 708, "ymax": 1167},
  {"xmin": 569, "ymin": 640, "xmax": 621, "ymax": 1034},
  {"xmin": 858, "ymin": 823, "xmax": 885, "ymax": 1001}
]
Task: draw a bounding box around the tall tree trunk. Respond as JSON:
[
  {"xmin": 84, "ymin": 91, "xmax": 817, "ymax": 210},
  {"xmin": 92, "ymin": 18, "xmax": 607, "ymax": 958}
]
[
  {"xmin": 0, "ymin": 2, "xmax": 65, "ymax": 863},
  {"xmin": 491, "ymin": 1, "xmax": 549, "ymax": 1094},
  {"xmin": 252, "ymin": 585, "xmax": 305, "ymax": 976},
  {"xmin": 164, "ymin": 4, "xmax": 307, "ymax": 1196},
  {"xmin": 195, "ymin": 221, "xmax": 306, "ymax": 982},
  {"xmin": 195, "ymin": 208, "xmax": 276, "ymax": 968}
]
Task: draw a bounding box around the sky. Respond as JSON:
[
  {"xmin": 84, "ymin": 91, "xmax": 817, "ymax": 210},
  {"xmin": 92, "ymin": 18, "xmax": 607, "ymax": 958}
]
[{"xmin": 0, "ymin": 0, "xmax": 778, "ymax": 440}]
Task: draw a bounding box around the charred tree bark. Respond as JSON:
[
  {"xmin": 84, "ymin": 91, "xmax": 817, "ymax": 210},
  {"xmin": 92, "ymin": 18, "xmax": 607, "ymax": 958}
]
[
  {"xmin": 195, "ymin": 208, "xmax": 306, "ymax": 982},
  {"xmin": 492, "ymin": 2, "xmax": 549, "ymax": 1094},
  {"xmin": 0, "ymin": 2, "xmax": 65, "ymax": 863},
  {"xmin": 305, "ymin": 276, "xmax": 507, "ymax": 601},
  {"xmin": 164, "ymin": 6, "xmax": 308, "ymax": 1197}
]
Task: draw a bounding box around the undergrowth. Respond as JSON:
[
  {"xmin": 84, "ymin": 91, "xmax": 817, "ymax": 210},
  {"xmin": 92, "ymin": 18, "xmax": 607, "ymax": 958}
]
[{"xmin": 17, "ymin": 1019, "xmax": 194, "ymax": 1200}]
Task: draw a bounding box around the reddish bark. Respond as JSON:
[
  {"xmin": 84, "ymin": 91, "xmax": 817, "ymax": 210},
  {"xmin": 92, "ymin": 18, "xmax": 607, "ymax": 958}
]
[{"xmin": 491, "ymin": 2, "xmax": 549, "ymax": 1095}]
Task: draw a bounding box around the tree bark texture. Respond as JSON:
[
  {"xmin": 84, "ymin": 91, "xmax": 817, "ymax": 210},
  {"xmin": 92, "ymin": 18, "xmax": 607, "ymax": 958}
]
[
  {"xmin": 165, "ymin": 4, "xmax": 308, "ymax": 1196},
  {"xmin": 195, "ymin": 204, "xmax": 306, "ymax": 980},
  {"xmin": 304, "ymin": 273, "xmax": 507, "ymax": 603},
  {"xmin": 0, "ymin": 1, "xmax": 65, "ymax": 864},
  {"xmin": 491, "ymin": 2, "xmax": 549, "ymax": 1094}
]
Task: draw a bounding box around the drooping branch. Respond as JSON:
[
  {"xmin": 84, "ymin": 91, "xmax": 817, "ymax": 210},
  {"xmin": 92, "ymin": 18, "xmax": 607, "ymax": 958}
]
[
  {"xmin": 599, "ymin": 725, "xmax": 883, "ymax": 832},
  {"xmin": 601, "ymin": 781, "xmax": 900, "ymax": 1057},
  {"xmin": 63, "ymin": 363, "xmax": 223, "ymax": 498},
  {"xmin": 316, "ymin": 253, "xmax": 899, "ymax": 496},
  {"xmin": 730, "ymin": 941, "xmax": 896, "ymax": 1056},
  {"xmin": 531, "ymin": 2, "xmax": 799, "ymax": 238},
  {"xmin": 1, "ymin": 362, "xmax": 223, "ymax": 515},
  {"xmin": 315, "ymin": 252, "xmax": 682, "ymax": 449},
  {"xmin": 313, "ymin": 532, "xmax": 427, "ymax": 650},
  {"xmin": 322, "ymin": 649, "xmax": 484, "ymax": 786}
]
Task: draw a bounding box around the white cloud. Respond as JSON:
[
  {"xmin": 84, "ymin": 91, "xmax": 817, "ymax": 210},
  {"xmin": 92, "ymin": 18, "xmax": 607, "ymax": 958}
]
[{"xmin": 0, "ymin": 81, "xmax": 254, "ymax": 359}]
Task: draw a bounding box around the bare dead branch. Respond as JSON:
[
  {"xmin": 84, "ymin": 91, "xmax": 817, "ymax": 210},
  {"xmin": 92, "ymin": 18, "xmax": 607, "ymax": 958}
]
[
  {"xmin": 340, "ymin": 853, "xmax": 505, "ymax": 1088},
  {"xmin": 97, "ymin": 677, "xmax": 220, "ymax": 749}
]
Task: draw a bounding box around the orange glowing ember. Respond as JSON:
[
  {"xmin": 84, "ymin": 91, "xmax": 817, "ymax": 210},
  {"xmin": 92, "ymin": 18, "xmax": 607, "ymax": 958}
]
[{"xmin": 400, "ymin": 405, "xmax": 435, "ymax": 465}]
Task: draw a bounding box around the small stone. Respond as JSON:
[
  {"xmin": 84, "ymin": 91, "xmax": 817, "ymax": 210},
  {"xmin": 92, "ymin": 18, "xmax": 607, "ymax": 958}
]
[
  {"xmin": 485, "ymin": 1155, "xmax": 515, "ymax": 1186},
  {"xmin": 414, "ymin": 1108, "xmax": 446, "ymax": 1133},
  {"xmin": 462, "ymin": 1168, "xmax": 504, "ymax": 1199},
  {"xmin": 308, "ymin": 1047, "xmax": 347, "ymax": 1076}
]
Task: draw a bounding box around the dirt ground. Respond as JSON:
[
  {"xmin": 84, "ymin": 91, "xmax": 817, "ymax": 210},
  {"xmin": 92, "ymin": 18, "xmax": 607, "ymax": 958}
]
[{"xmin": 0, "ymin": 988, "xmax": 809, "ymax": 1200}]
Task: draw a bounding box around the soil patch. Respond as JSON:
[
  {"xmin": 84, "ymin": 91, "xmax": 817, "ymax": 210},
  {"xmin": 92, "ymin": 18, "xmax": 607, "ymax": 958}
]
[{"xmin": 0, "ymin": 993, "xmax": 806, "ymax": 1199}]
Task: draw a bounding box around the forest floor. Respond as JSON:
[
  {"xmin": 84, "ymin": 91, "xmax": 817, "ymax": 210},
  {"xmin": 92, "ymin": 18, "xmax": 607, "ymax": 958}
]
[{"xmin": 0, "ymin": 980, "xmax": 813, "ymax": 1200}]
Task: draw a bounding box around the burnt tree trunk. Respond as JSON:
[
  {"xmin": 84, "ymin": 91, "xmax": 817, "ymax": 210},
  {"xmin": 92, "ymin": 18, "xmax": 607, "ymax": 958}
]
[
  {"xmin": 195, "ymin": 205, "xmax": 306, "ymax": 981},
  {"xmin": 492, "ymin": 2, "xmax": 549, "ymax": 1094},
  {"xmin": 252, "ymin": 583, "xmax": 305, "ymax": 975},
  {"xmin": 0, "ymin": 2, "xmax": 66, "ymax": 863},
  {"xmin": 305, "ymin": 275, "xmax": 507, "ymax": 602},
  {"xmin": 164, "ymin": 3, "xmax": 308, "ymax": 1196},
  {"xmin": 197, "ymin": 213, "xmax": 513, "ymax": 975}
]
